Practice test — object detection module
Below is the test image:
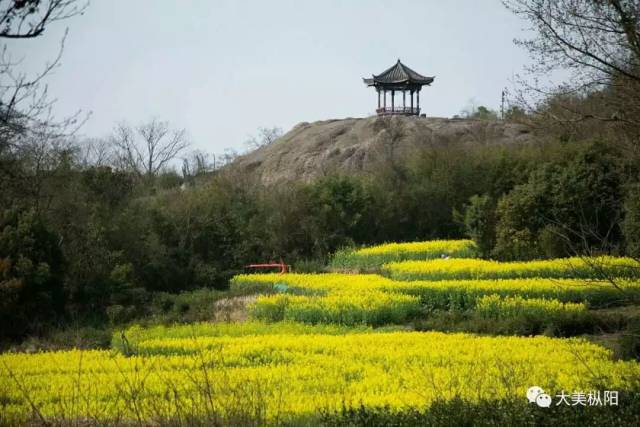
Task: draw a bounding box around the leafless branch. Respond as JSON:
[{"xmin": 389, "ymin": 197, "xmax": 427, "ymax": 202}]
[
  {"xmin": 0, "ymin": 0, "xmax": 88, "ymax": 39},
  {"xmin": 111, "ymin": 118, "xmax": 190, "ymax": 177},
  {"xmin": 504, "ymin": 0, "xmax": 640, "ymax": 133}
]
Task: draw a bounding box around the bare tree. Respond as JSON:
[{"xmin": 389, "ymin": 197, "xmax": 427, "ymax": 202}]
[
  {"xmin": 111, "ymin": 118, "xmax": 190, "ymax": 177},
  {"xmin": 76, "ymin": 136, "xmax": 114, "ymax": 167},
  {"xmin": 244, "ymin": 126, "xmax": 283, "ymax": 150},
  {"xmin": 505, "ymin": 0, "xmax": 640, "ymax": 82},
  {"xmin": 0, "ymin": 0, "xmax": 87, "ymax": 39},
  {"xmin": 0, "ymin": 0, "xmax": 88, "ymax": 139},
  {"xmin": 218, "ymin": 147, "xmax": 238, "ymax": 167},
  {"xmin": 504, "ymin": 0, "xmax": 640, "ymax": 129},
  {"xmin": 0, "ymin": 0, "xmax": 88, "ymax": 205},
  {"xmin": 182, "ymin": 149, "xmax": 215, "ymax": 179}
]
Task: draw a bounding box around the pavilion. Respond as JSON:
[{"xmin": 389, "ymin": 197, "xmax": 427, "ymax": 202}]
[{"xmin": 363, "ymin": 60, "xmax": 434, "ymax": 116}]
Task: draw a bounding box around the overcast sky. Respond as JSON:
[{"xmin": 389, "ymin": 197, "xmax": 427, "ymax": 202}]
[{"xmin": 11, "ymin": 0, "xmax": 540, "ymax": 154}]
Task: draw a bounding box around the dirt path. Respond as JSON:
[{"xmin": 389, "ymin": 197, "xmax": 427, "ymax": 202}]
[{"xmin": 212, "ymin": 295, "xmax": 257, "ymax": 322}]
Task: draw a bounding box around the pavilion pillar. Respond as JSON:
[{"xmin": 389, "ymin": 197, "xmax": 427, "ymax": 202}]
[
  {"xmin": 416, "ymin": 90, "xmax": 420, "ymax": 115},
  {"xmin": 403, "ymin": 90, "xmax": 406, "ymax": 111},
  {"xmin": 410, "ymin": 90, "xmax": 414, "ymax": 113},
  {"xmin": 391, "ymin": 90, "xmax": 395, "ymax": 112},
  {"xmin": 377, "ymin": 89, "xmax": 381, "ymax": 109}
]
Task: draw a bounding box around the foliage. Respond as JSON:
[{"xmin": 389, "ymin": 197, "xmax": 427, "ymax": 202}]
[
  {"xmin": 470, "ymin": 105, "xmax": 499, "ymax": 120},
  {"xmin": 623, "ymin": 184, "xmax": 640, "ymax": 258},
  {"xmin": 504, "ymin": 0, "xmax": 640, "ymax": 137},
  {"xmin": 463, "ymin": 195, "xmax": 496, "ymax": 257},
  {"xmin": 322, "ymin": 395, "xmax": 640, "ymax": 427},
  {"xmin": 493, "ymin": 143, "xmax": 624, "ymax": 260},
  {"xmin": 0, "ymin": 209, "xmax": 64, "ymax": 340},
  {"xmin": 618, "ymin": 318, "xmax": 640, "ymax": 361},
  {"xmin": 4, "ymin": 129, "xmax": 640, "ymax": 342},
  {"xmin": 305, "ymin": 176, "xmax": 376, "ymax": 257}
]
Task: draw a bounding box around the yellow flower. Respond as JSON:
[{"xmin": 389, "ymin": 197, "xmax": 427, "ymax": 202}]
[
  {"xmin": 2, "ymin": 327, "xmax": 638, "ymax": 424},
  {"xmin": 383, "ymin": 256, "xmax": 639, "ymax": 281},
  {"xmin": 330, "ymin": 240, "xmax": 477, "ymax": 271}
]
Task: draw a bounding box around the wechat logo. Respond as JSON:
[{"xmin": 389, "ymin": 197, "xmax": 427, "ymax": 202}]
[{"xmin": 527, "ymin": 386, "xmax": 552, "ymax": 408}]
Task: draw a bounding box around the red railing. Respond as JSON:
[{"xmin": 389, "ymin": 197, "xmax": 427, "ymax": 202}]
[
  {"xmin": 245, "ymin": 261, "xmax": 290, "ymax": 274},
  {"xmin": 376, "ymin": 107, "xmax": 420, "ymax": 115}
]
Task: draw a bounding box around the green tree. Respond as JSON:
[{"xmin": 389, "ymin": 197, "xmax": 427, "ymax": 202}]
[
  {"xmin": 493, "ymin": 143, "xmax": 623, "ymax": 259},
  {"xmin": 623, "ymin": 185, "xmax": 640, "ymax": 258},
  {"xmin": 0, "ymin": 209, "xmax": 64, "ymax": 339},
  {"xmin": 463, "ymin": 194, "xmax": 496, "ymax": 258},
  {"xmin": 473, "ymin": 106, "xmax": 498, "ymax": 120},
  {"xmin": 307, "ymin": 176, "xmax": 374, "ymax": 256}
]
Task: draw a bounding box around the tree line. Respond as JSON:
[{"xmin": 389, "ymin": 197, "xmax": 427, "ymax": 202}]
[{"xmin": 2, "ymin": 0, "xmax": 640, "ymax": 341}]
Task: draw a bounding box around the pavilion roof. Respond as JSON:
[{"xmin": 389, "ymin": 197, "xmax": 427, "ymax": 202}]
[{"xmin": 363, "ymin": 59, "xmax": 434, "ymax": 86}]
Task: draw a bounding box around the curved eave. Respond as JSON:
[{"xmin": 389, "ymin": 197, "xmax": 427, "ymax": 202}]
[{"xmin": 363, "ymin": 76, "xmax": 435, "ymax": 86}]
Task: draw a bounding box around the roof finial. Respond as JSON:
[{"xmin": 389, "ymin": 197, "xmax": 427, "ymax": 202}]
[{"xmin": 397, "ymin": 58, "xmax": 401, "ymax": 63}]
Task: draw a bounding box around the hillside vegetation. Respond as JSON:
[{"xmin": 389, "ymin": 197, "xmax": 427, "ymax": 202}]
[{"xmin": 3, "ymin": 117, "xmax": 640, "ymax": 343}]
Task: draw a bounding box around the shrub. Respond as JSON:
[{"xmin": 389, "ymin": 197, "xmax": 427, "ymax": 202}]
[
  {"xmin": 623, "ymin": 184, "xmax": 640, "ymax": 258},
  {"xmin": 322, "ymin": 395, "xmax": 640, "ymax": 427},
  {"xmin": 463, "ymin": 195, "xmax": 496, "ymax": 258},
  {"xmin": 493, "ymin": 144, "xmax": 623, "ymax": 260},
  {"xmin": 0, "ymin": 209, "xmax": 65, "ymax": 340}
]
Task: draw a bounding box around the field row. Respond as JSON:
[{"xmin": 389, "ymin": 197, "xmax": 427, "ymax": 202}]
[
  {"xmin": 330, "ymin": 240, "xmax": 478, "ymax": 270},
  {"xmin": 383, "ymin": 256, "xmax": 640, "ymax": 281},
  {"xmin": 232, "ymin": 273, "xmax": 640, "ymax": 325},
  {"xmin": 329, "ymin": 240, "xmax": 640, "ymax": 278},
  {"xmin": 3, "ymin": 326, "xmax": 639, "ymax": 424}
]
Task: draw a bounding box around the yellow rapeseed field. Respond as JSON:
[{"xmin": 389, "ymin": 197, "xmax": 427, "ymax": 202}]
[
  {"xmin": 383, "ymin": 256, "xmax": 640, "ymax": 281},
  {"xmin": 4, "ymin": 242, "xmax": 640, "ymax": 425},
  {"xmin": 248, "ymin": 292, "xmax": 421, "ymax": 325},
  {"xmin": 474, "ymin": 294, "xmax": 588, "ymax": 320},
  {"xmin": 2, "ymin": 328, "xmax": 639, "ymax": 424},
  {"xmin": 233, "ymin": 272, "xmax": 640, "ymax": 318},
  {"xmin": 330, "ymin": 239, "xmax": 477, "ymax": 270}
]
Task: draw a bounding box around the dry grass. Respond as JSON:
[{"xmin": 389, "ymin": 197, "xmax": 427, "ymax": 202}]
[{"xmin": 212, "ymin": 295, "xmax": 257, "ymax": 322}]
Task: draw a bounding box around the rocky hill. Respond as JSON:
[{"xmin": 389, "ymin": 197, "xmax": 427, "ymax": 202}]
[{"xmin": 230, "ymin": 115, "xmax": 533, "ymax": 185}]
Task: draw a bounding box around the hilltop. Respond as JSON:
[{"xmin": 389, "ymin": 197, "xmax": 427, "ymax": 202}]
[{"xmin": 230, "ymin": 115, "xmax": 533, "ymax": 184}]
